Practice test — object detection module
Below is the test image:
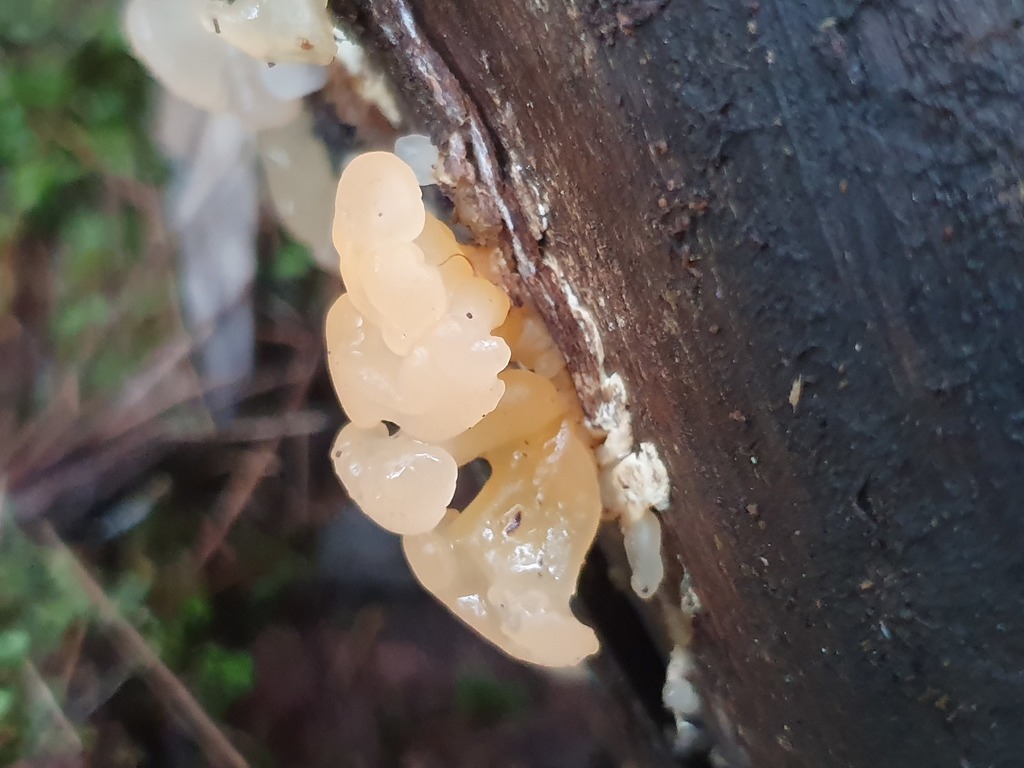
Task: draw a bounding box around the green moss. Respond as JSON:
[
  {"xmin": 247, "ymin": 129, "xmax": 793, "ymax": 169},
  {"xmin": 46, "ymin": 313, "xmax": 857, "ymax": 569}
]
[
  {"xmin": 272, "ymin": 239, "xmax": 316, "ymax": 282},
  {"xmin": 454, "ymin": 670, "xmax": 530, "ymax": 726},
  {"xmin": 0, "ymin": 632, "xmax": 31, "ymax": 668},
  {"xmin": 195, "ymin": 643, "xmax": 255, "ymax": 718}
]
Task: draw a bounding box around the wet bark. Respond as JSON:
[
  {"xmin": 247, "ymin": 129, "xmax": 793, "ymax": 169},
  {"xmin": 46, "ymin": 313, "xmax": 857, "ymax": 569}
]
[{"xmin": 332, "ymin": 1, "xmax": 1024, "ymax": 766}]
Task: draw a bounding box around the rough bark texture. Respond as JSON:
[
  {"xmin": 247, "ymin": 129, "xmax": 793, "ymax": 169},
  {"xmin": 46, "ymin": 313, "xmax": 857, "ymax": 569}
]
[{"xmin": 333, "ymin": 1, "xmax": 1024, "ymax": 766}]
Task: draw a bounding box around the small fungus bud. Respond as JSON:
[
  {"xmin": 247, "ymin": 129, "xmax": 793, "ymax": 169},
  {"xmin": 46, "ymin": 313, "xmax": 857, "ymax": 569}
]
[
  {"xmin": 394, "ymin": 133, "xmax": 440, "ymax": 186},
  {"xmin": 622, "ymin": 508, "xmax": 665, "ymax": 599}
]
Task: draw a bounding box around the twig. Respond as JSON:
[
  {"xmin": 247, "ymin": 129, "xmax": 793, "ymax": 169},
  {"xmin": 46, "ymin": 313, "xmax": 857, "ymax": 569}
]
[
  {"xmin": 172, "ymin": 410, "xmax": 330, "ymax": 444},
  {"xmin": 22, "ymin": 660, "xmax": 83, "ymax": 756},
  {"xmin": 195, "ymin": 347, "xmax": 321, "ymax": 566},
  {"xmin": 35, "ymin": 523, "xmax": 252, "ymax": 768},
  {"xmin": 53, "ymin": 621, "xmax": 87, "ymax": 701}
]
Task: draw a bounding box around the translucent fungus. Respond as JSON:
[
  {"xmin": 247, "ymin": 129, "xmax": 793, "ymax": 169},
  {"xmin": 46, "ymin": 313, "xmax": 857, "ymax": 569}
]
[
  {"xmin": 326, "ymin": 151, "xmax": 604, "ymax": 667},
  {"xmin": 258, "ymin": 110, "xmax": 338, "ymax": 270},
  {"xmin": 325, "ymin": 292, "xmax": 510, "ymax": 442},
  {"xmin": 334, "ymin": 152, "xmax": 425, "ymax": 249},
  {"xmin": 402, "ymin": 420, "xmax": 601, "ymax": 667},
  {"xmin": 202, "ymin": 0, "xmax": 336, "ymax": 66},
  {"xmin": 497, "ymin": 305, "xmax": 569, "ymax": 380},
  {"xmin": 416, "ymin": 212, "xmax": 464, "ymax": 266},
  {"xmin": 359, "ymin": 242, "xmax": 448, "ymax": 354},
  {"xmin": 602, "ymin": 443, "xmax": 669, "ymax": 599},
  {"xmin": 394, "ymin": 325, "xmax": 510, "ymax": 442},
  {"xmin": 394, "ymin": 134, "xmax": 440, "ymax": 186},
  {"xmin": 325, "ymin": 294, "xmax": 417, "ymax": 427},
  {"xmin": 441, "ymin": 369, "xmax": 565, "ymax": 466},
  {"xmin": 328, "ymin": 152, "xmax": 511, "ymax": 441},
  {"xmin": 331, "ymin": 422, "xmax": 457, "ymax": 535},
  {"xmin": 124, "ymin": 0, "xmax": 317, "ymax": 129},
  {"xmin": 622, "ymin": 508, "xmax": 666, "ymax": 599}
]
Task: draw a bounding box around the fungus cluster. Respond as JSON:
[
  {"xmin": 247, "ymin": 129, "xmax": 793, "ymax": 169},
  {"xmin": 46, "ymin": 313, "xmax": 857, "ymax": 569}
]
[
  {"xmin": 123, "ymin": 0, "xmax": 669, "ymax": 667},
  {"xmin": 124, "ymin": 0, "xmax": 379, "ymax": 271},
  {"xmin": 125, "ymin": 0, "xmax": 334, "ymax": 128},
  {"xmin": 327, "ymin": 153, "xmax": 602, "ymax": 666}
]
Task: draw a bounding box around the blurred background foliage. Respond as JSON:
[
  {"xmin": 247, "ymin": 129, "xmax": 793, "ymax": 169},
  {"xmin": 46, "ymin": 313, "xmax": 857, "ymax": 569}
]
[
  {"xmin": 0, "ymin": 0, "xmax": 171, "ymax": 406},
  {"xmin": 0, "ymin": 3, "xmax": 644, "ymax": 767}
]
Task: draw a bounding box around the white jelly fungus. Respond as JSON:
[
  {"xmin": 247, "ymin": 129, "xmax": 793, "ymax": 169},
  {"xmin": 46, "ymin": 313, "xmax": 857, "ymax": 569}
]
[
  {"xmin": 125, "ymin": 0, "xmax": 348, "ymax": 271},
  {"xmin": 205, "ymin": 0, "xmax": 336, "ymax": 67},
  {"xmin": 394, "ymin": 133, "xmax": 440, "ymax": 186},
  {"xmin": 124, "ymin": 0, "xmax": 331, "ymax": 129}
]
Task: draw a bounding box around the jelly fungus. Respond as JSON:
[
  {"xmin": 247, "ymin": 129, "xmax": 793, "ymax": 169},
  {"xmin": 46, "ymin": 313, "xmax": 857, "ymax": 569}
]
[{"xmin": 327, "ymin": 152, "xmax": 602, "ymax": 666}]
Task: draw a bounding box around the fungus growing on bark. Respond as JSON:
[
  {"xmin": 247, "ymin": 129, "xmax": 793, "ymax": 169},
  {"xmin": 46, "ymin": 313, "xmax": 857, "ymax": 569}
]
[
  {"xmin": 124, "ymin": 0, "xmax": 669, "ymax": 663},
  {"xmin": 327, "ymin": 152, "xmax": 602, "ymax": 666},
  {"xmin": 124, "ymin": 0, "xmax": 329, "ymax": 129}
]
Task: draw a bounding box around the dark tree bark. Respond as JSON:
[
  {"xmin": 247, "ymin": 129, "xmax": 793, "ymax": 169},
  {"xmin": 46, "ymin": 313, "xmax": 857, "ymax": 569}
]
[{"xmin": 333, "ymin": 1, "xmax": 1024, "ymax": 766}]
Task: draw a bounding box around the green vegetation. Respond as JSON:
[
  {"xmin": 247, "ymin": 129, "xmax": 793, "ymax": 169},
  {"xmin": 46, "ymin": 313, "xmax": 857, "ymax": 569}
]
[
  {"xmin": 0, "ymin": 510, "xmax": 265, "ymax": 764},
  {"xmin": 0, "ymin": 2, "xmax": 163, "ymax": 237},
  {"xmin": 0, "ymin": 0, "xmax": 171, "ymax": 401},
  {"xmin": 0, "ymin": 3, "xmax": 261, "ymax": 761}
]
